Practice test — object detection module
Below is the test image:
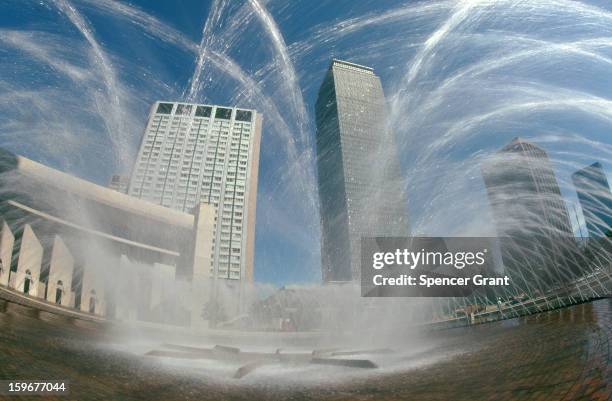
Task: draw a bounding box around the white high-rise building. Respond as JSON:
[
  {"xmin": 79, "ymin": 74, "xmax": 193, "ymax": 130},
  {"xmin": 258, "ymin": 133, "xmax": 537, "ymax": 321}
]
[
  {"xmin": 128, "ymin": 101, "xmax": 262, "ymax": 282},
  {"xmin": 108, "ymin": 174, "xmax": 129, "ymax": 193}
]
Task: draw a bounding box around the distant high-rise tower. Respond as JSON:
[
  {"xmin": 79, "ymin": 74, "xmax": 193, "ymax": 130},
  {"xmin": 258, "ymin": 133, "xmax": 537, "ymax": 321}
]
[
  {"xmin": 128, "ymin": 101, "xmax": 262, "ymax": 282},
  {"xmin": 572, "ymin": 162, "xmax": 612, "ymax": 238},
  {"xmin": 315, "ymin": 59, "xmax": 409, "ymax": 282},
  {"xmin": 108, "ymin": 174, "xmax": 129, "ymax": 194},
  {"xmin": 482, "ymin": 137, "xmax": 579, "ymax": 290}
]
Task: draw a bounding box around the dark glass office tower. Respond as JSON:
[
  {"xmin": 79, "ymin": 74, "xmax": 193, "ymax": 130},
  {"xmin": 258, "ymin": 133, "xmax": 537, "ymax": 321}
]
[
  {"xmin": 572, "ymin": 162, "xmax": 612, "ymax": 238},
  {"xmin": 315, "ymin": 59, "xmax": 409, "ymax": 282},
  {"xmin": 482, "ymin": 137, "xmax": 579, "ymax": 292}
]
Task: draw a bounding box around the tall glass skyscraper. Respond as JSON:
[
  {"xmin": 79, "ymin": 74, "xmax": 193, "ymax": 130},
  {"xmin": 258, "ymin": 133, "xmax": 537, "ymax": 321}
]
[
  {"xmin": 128, "ymin": 101, "xmax": 262, "ymax": 282},
  {"xmin": 315, "ymin": 59, "xmax": 409, "ymax": 282},
  {"xmin": 572, "ymin": 162, "xmax": 612, "ymax": 238},
  {"xmin": 482, "ymin": 137, "xmax": 579, "ymax": 290}
]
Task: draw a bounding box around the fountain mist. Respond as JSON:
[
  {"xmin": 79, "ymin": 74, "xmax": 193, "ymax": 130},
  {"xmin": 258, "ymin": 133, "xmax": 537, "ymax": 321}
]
[{"xmin": 0, "ymin": 0, "xmax": 610, "ymax": 385}]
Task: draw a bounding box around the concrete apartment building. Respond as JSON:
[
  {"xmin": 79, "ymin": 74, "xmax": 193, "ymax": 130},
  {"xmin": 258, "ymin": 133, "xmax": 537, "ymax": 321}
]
[
  {"xmin": 128, "ymin": 101, "xmax": 262, "ymax": 283},
  {"xmin": 108, "ymin": 174, "xmax": 129, "ymax": 193}
]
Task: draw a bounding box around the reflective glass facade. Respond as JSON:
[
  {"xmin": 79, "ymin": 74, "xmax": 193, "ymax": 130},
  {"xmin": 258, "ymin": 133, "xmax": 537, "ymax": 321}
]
[
  {"xmin": 572, "ymin": 162, "xmax": 612, "ymax": 238},
  {"xmin": 482, "ymin": 137, "xmax": 580, "ymax": 289},
  {"xmin": 315, "ymin": 60, "xmax": 409, "ymax": 282}
]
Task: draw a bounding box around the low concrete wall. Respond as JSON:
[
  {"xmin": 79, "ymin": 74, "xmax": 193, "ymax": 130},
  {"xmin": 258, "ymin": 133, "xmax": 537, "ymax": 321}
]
[{"xmin": 0, "ymin": 284, "xmax": 105, "ymax": 323}]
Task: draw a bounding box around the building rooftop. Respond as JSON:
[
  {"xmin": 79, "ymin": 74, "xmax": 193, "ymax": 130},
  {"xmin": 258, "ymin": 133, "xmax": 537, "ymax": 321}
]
[
  {"xmin": 155, "ymin": 100, "xmax": 256, "ymax": 113},
  {"xmin": 500, "ymin": 136, "xmax": 546, "ymax": 154},
  {"xmin": 13, "ymin": 155, "xmax": 194, "ymax": 229},
  {"xmin": 331, "ymin": 59, "xmax": 375, "ymax": 74}
]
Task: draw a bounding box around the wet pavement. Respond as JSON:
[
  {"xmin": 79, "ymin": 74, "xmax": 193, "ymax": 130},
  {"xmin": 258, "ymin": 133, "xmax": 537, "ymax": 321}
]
[{"xmin": 0, "ymin": 299, "xmax": 610, "ymax": 400}]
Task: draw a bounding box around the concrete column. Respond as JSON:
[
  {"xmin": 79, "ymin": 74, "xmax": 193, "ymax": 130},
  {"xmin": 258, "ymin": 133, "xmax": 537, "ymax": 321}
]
[
  {"xmin": 13, "ymin": 224, "xmax": 43, "ymax": 297},
  {"xmin": 80, "ymin": 267, "xmax": 105, "ymax": 316},
  {"xmin": 192, "ymin": 202, "xmax": 215, "ymax": 280},
  {"xmin": 191, "ymin": 202, "xmax": 215, "ymax": 328},
  {"xmin": 46, "ymin": 235, "xmax": 74, "ymax": 307},
  {"xmin": 114, "ymin": 254, "xmax": 137, "ymax": 321},
  {"xmin": 215, "ymin": 278, "xmax": 241, "ymax": 322},
  {"xmin": 150, "ymin": 262, "xmax": 175, "ymax": 310},
  {"xmin": 191, "ymin": 278, "xmax": 211, "ymax": 328},
  {"xmin": 0, "ymin": 220, "xmax": 14, "ymax": 287},
  {"xmin": 244, "ymin": 113, "xmax": 262, "ymax": 283}
]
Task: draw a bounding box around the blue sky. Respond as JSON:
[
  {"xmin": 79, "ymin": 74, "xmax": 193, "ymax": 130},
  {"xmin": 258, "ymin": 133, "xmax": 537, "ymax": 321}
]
[{"xmin": 2, "ymin": 0, "xmax": 612, "ymax": 286}]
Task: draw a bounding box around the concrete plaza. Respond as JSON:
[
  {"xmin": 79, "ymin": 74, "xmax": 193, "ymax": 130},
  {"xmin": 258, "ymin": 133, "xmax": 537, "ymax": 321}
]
[{"xmin": 0, "ymin": 299, "xmax": 609, "ymax": 400}]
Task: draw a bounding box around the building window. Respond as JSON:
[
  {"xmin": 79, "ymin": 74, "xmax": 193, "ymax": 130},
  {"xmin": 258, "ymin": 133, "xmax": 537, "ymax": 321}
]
[
  {"xmin": 235, "ymin": 110, "xmax": 252, "ymax": 122},
  {"xmin": 174, "ymin": 104, "xmax": 191, "ymax": 115},
  {"xmin": 195, "ymin": 105, "xmax": 212, "ymax": 117},
  {"xmin": 215, "ymin": 107, "xmax": 232, "ymax": 120},
  {"xmin": 157, "ymin": 103, "xmax": 174, "ymax": 114}
]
